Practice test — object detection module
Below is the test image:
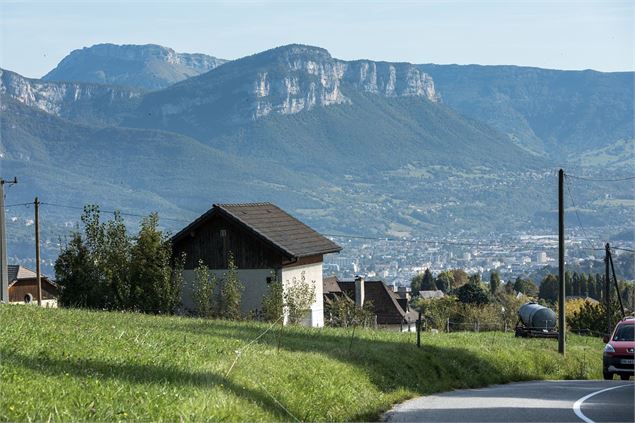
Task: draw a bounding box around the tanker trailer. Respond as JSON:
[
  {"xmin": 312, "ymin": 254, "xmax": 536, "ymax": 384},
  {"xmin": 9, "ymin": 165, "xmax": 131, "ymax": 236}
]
[{"xmin": 515, "ymin": 302, "xmax": 558, "ymax": 338}]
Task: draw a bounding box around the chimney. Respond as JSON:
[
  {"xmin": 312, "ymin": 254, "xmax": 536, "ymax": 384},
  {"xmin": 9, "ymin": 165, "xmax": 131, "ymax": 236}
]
[{"xmin": 354, "ymin": 275, "xmax": 365, "ymax": 307}]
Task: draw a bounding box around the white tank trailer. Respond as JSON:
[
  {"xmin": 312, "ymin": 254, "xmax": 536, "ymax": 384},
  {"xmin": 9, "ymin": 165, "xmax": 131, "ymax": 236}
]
[{"xmin": 515, "ymin": 302, "xmax": 559, "ymax": 338}]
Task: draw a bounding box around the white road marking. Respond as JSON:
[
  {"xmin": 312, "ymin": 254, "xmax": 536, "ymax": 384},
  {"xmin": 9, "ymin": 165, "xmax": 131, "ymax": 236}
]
[{"xmin": 573, "ymin": 384, "xmax": 632, "ymax": 423}]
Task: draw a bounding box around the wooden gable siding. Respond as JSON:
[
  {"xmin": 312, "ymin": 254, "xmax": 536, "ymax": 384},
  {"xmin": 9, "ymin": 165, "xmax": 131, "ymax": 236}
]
[
  {"xmin": 173, "ymin": 213, "xmax": 287, "ymax": 269},
  {"xmin": 9, "ymin": 279, "xmax": 57, "ymax": 302}
]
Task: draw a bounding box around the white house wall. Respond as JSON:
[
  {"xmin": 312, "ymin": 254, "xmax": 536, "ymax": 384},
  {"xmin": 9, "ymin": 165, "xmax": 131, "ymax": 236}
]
[
  {"xmin": 281, "ymin": 262, "xmax": 324, "ymax": 327},
  {"xmin": 181, "ymin": 268, "xmax": 279, "ymax": 315}
]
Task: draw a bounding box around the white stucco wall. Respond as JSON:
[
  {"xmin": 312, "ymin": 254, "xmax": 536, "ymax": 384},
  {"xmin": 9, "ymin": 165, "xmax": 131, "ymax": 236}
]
[
  {"xmin": 182, "ymin": 268, "xmax": 279, "ymax": 315},
  {"xmin": 281, "ymin": 262, "xmax": 324, "ymax": 327},
  {"xmin": 182, "ymin": 262, "xmax": 324, "ymax": 327}
]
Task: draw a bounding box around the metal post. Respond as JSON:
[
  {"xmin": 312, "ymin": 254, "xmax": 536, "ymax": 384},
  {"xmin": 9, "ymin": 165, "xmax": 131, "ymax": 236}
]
[
  {"xmin": 35, "ymin": 197, "xmax": 42, "ymax": 306},
  {"xmin": 558, "ymin": 169, "xmax": 566, "ymax": 355},
  {"xmin": 0, "ymin": 178, "xmax": 17, "ymax": 303},
  {"xmin": 605, "ymin": 243, "xmax": 611, "ymax": 336},
  {"xmin": 0, "ymin": 180, "xmax": 7, "ymax": 303},
  {"xmin": 416, "ymin": 311, "xmax": 421, "ymax": 347}
]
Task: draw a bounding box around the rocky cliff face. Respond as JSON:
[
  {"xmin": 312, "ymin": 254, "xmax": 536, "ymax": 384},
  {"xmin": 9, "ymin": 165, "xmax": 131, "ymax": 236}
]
[
  {"xmin": 43, "ymin": 43, "xmax": 227, "ymax": 90},
  {"xmin": 1, "ymin": 68, "xmax": 141, "ymax": 125},
  {"xmin": 247, "ymin": 45, "xmax": 438, "ymax": 119}
]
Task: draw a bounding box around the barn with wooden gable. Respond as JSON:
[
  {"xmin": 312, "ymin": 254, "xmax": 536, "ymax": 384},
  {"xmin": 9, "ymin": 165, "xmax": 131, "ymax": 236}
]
[
  {"xmin": 8, "ymin": 265, "xmax": 58, "ymax": 307},
  {"xmin": 172, "ymin": 203, "xmax": 342, "ymax": 326}
]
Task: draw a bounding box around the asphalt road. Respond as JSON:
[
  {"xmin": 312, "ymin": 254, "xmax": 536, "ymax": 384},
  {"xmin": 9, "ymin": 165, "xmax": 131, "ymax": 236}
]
[{"xmin": 383, "ymin": 380, "xmax": 634, "ymax": 423}]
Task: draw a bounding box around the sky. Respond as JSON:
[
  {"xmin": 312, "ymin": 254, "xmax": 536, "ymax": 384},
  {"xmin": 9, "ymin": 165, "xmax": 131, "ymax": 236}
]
[{"xmin": 1, "ymin": 0, "xmax": 633, "ymax": 79}]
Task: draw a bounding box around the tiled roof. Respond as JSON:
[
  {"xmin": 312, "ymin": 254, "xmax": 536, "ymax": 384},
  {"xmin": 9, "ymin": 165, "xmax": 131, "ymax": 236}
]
[
  {"xmin": 337, "ymin": 279, "xmax": 412, "ymax": 325},
  {"xmin": 172, "ymin": 203, "xmax": 341, "ymax": 258},
  {"xmin": 7, "ymin": 265, "xmax": 36, "ymax": 282}
]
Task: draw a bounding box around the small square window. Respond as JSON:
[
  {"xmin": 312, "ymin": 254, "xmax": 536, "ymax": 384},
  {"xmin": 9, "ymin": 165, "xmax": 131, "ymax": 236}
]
[
  {"xmin": 266, "ymin": 277, "xmax": 273, "ymax": 284},
  {"xmin": 220, "ymin": 229, "xmax": 226, "ymax": 237}
]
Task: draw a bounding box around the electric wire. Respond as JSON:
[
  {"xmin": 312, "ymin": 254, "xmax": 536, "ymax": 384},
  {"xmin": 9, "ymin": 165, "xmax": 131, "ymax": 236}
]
[
  {"xmin": 563, "ymin": 176, "xmax": 600, "ymax": 251},
  {"xmin": 565, "ymin": 174, "xmax": 635, "ymax": 182}
]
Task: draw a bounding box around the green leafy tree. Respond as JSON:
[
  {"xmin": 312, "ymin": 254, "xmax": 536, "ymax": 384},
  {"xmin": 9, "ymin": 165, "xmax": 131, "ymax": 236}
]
[
  {"xmin": 421, "ymin": 269, "xmax": 437, "ymax": 290},
  {"xmin": 489, "ymin": 271, "xmax": 501, "ymax": 295},
  {"xmin": 572, "ymin": 272, "xmax": 581, "ymax": 296},
  {"xmin": 284, "ymin": 271, "xmax": 316, "ymax": 325},
  {"xmin": 565, "ymin": 271, "xmax": 572, "ymax": 297},
  {"xmin": 513, "ymin": 277, "xmax": 538, "ymax": 297},
  {"xmin": 55, "ymin": 232, "xmax": 100, "ymax": 308},
  {"xmin": 451, "ymin": 269, "xmax": 469, "ymax": 288},
  {"xmin": 261, "ymin": 273, "xmax": 284, "ymax": 322},
  {"xmin": 539, "ymin": 274, "xmax": 559, "ymax": 303},
  {"xmin": 103, "ymin": 211, "xmax": 132, "ymax": 309},
  {"xmin": 218, "ymin": 252, "xmax": 243, "ymax": 320},
  {"xmin": 192, "ymin": 259, "xmax": 217, "ymax": 317},
  {"xmin": 130, "ymin": 213, "xmax": 180, "ymax": 314},
  {"xmin": 453, "ymin": 281, "xmax": 489, "ymax": 305},
  {"xmin": 435, "ymin": 270, "xmax": 455, "ymax": 293}
]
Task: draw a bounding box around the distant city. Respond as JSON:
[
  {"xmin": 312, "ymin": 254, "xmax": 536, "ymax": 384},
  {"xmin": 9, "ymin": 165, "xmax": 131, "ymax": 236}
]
[{"xmin": 325, "ymin": 229, "xmax": 635, "ymax": 286}]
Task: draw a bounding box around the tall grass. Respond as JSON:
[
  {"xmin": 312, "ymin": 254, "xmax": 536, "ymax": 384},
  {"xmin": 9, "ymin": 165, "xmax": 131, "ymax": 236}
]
[{"xmin": 0, "ymin": 305, "xmax": 602, "ymax": 422}]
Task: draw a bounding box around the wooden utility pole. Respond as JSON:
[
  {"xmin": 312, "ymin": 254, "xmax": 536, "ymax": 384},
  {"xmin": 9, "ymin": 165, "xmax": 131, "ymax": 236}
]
[
  {"xmin": 558, "ymin": 169, "xmax": 565, "ymax": 355},
  {"xmin": 608, "ymin": 249, "xmax": 625, "ymax": 318},
  {"xmin": 0, "ymin": 177, "xmax": 17, "ymax": 303},
  {"xmin": 35, "ymin": 197, "xmax": 42, "ymax": 306},
  {"xmin": 605, "ymin": 243, "xmax": 612, "ymax": 335}
]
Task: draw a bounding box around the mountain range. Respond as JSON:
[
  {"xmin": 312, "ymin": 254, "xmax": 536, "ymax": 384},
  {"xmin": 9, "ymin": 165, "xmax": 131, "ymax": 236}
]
[{"xmin": 1, "ymin": 43, "xmax": 634, "ymax": 270}]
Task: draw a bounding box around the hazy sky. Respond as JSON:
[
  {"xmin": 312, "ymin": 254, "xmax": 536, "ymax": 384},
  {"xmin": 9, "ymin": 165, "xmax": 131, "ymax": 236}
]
[{"xmin": 1, "ymin": 0, "xmax": 633, "ymax": 78}]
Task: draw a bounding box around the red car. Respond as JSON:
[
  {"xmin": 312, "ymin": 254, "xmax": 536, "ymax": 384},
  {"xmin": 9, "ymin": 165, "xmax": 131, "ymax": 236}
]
[{"xmin": 603, "ymin": 317, "xmax": 635, "ymax": 380}]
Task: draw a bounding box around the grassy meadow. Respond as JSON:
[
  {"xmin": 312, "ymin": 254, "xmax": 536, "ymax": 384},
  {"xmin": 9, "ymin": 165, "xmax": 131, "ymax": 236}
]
[{"xmin": 1, "ymin": 305, "xmax": 603, "ymax": 422}]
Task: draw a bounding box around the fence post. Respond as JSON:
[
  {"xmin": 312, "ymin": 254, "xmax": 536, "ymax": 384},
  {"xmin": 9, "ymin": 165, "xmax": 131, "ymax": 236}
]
[
  {"xmin": 446, "ymin": 318, "xmax": 450, "ymax": 333},
  {"xmin": 416, "ymin": 311, "xmax": 422, "ymax": 348}
]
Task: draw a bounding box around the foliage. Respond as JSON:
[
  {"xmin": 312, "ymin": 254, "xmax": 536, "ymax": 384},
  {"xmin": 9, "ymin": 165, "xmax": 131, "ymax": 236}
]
[
  {"xmin": 513, "ymin": 277, "xmax": 538, "ymax": 297},
  {"xmin": 538, "ymin": 274, "xmax": 559, "ymax": 303},
  {"xmin": 55, "ymin": 232, "xmax": 100, "ymax": 308},
  {"xmin": 452, "ymin": 277, "xmax": 490, "ymax": 305},
  {"xmin": 261, "ymin": 273, "xmax": 284, "ymax": 322},
  {"xmin": 435, "ymin": 270, "xmax": 454, "ymax": 293},
  {"xmin": 284, "ymin": 271, "xmax": 316, "ymax": 325},
  {"xmin": 0, "ymin": 305, "xmax": 603, "ymax": 422},
  {"xmin": 129, "ymin": 213, "xmax": 180, "ymax": 314},
  {"xmin": 192, "ymin": 259, "xmax": 217, "ymax": 318},
  {"xmin": 55, "ymin": 207, "xmax": 182, "ymax": 314},
  {"xmin": 451, "ymin": 269, "xmax": 469, "ymax": 288},
  {"xmin": 218, "ymin": 252, "xmax": 244, "ymax": 320},
  {"xmin": 489, "ymin": 272, "xmax": 501, "ymax": 295},
  {"xmin": 325, "ymin": 296, "xmax": 375, "ymax": 328},
  {"xmin": 567, "ymin": 300, "xmax": 623, "ymax": 336},
  {"xmin": 411, "ymin": 269, "xmax": 437, "ymax": 293}
]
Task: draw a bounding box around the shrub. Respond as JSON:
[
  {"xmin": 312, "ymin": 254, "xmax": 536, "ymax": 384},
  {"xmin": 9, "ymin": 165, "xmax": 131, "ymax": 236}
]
[
  {"xmin": 284, "ymin": 271, "xmax": 316, "ymax": 325},
  {"xmin": 192, "ymin": 259, "xmax": 217, "ymax": 318},
  {"xmin": 261, "ymin": 273, "xmax": 284, "ymax": 322},
  {"xmin": 218, "ymin": 252, "xmax": 243, "ymax": 320}
]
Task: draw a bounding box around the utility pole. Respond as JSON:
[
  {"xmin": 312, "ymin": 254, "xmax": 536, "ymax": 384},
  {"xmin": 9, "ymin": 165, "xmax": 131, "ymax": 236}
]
[
  {"xmin": 608, "ymin": 248, "xmax": 625, "ymax": 318},
  {"xmin": 0, "ymin": 177, "xmax": 18, "ymax": 303},
  {"xmin": 35, "ymin": 197, "xmax": 42, "ymax": 306},
  {"xmin": 558, "ymin": 169, "xmax": 565, "ymax": 355},
  {"xmin": 605, "ymin": 243, "xmax": 611, "ymax": 336}
]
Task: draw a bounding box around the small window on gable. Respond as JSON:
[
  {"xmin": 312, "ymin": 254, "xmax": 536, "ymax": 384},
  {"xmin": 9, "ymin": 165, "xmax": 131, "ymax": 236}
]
[
  {"xmin": 266, "ymin": 276, "xmax": 273, "ymax": 284},
  {"xmin": 220, "ymin": 229, "xmax": 226, "ymax": 237}
]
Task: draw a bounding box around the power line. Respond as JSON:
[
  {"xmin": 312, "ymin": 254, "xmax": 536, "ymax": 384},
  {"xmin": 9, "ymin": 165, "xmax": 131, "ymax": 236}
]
[
  {"xmin": 565, "ymin": 174, "xmax": 635, "ymax": 182},
  {"xmin": 4, "ymin": 202, "xmax": 32, "ymax": 208},
  {"xmin": 39, "ymin": 202, "xmax": 191, "ymax": 223},
  {"xmin": 613, "ymin": 247, "xmax": 635, "ymax": 253},
  {"xmin": 563, "ymin": 177, "xmax": 599, "ymax": 251}
]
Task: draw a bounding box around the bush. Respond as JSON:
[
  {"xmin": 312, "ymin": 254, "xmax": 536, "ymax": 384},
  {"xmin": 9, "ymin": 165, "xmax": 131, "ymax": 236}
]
[
  {"xmin": 284, "ymin": 271, "xmax": 316, "ymax": 325},
  {"xmin": 325, "ymin": 296, "xmax": 375, "ymax": 327},
  {"xmin": 261, "ymin": 273, "xmax": 284, "ymax": 322},
  {"xmin": 218, "ymin": 252, "xmax": 243, "ymax": 320},
  {"xmin": 192, "ymin": 259, "xmax": 217, "ymax": 318}
]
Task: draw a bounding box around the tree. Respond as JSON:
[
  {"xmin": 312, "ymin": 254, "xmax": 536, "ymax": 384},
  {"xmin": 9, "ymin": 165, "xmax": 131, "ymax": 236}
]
[
  {"xmin": 192, "ymin": 259, "xmax": 217, "ymax": 317},
  {"xmin": 572, "ymin": 272, "xmax": 581, "ymax": 297},
  {"xmin": 539, "ymin": 274, "xmax": 559, "ymax": 303},
  {"xmin": 261, "ymin": 273, "xmax": 284, "ymax": 322},
  {"xmin": 579, "ymin": 273, "xmax": 589, "ymax": 298},
  {"xmin": 218, "ymin": 252, "xmax": 244, "ymax": 320},
  {"xmin": 55, "ymin": 232, "xmax": 100, "ymax": 308},
  {"xmin": 565, "ymin": 271, "xmax": 573, "ymax": 297},
  {"xmin": 504, "ymin": 279, "xmax": 515, "ymax": 294},
  {"xmin": 421, "ymin": 269, "xmax": 437, "ymax": 290},
  {"xmin": 489, "ymin": 271, "xmax": 501, "ymax": 295},
  {"xmin": 451, "ymin": 269, "xmax": 469, "ymax": 288},
  {"xmin": 284, "ymin": 271, "xmax": 316, "ymax": 325},
  {"xmin": 435, "ymin": 270, "xmax": 455, "ymax": 293},
  {"xmin": 513, "ymin": 277, "xmax": 538, "ymax": 297},
  {"xmin": 453, "ymin": 281, "xmax": 489, "ymax": 305},
  {"xmin": 129, "ymin": 213, "xmax": 180, "ymax": 314}
]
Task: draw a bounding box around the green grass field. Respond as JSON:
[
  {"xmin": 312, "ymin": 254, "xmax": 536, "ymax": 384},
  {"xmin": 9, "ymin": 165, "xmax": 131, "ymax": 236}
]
[{"xmin": 1, "ymin": 305, "xmax": 603, "ymax": 422}]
